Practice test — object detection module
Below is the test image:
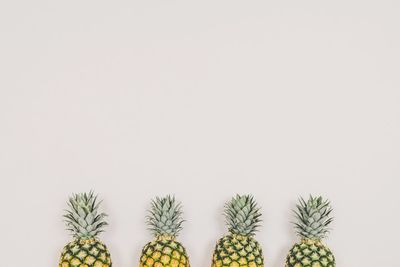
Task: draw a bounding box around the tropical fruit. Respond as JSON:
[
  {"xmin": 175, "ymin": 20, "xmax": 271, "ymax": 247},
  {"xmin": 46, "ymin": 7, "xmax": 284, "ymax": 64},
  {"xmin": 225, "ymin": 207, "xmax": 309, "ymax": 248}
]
[
  {"xmin": 140, "ymin": 195, "xmax": 190, "ymax": 267},
  {"xmin": 211, "ymin": 194, "xmax": 264, "ymax": 267},
  {"xmin": 59, "ymin": 191, "xmax": 112, "ymax": 267},
  {"xmin": 285, "ymin": 195, "xmax": 335, "ymax": 267}
]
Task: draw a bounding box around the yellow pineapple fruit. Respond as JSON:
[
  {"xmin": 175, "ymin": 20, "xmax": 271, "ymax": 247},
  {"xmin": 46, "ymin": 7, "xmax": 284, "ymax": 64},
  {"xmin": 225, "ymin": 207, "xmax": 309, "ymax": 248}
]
[
  {"xmin": 140, "ymin": 195, "xmax": 190, "ymax": 267},
  {"xmin": 59, "ymin": 191, "xmax": 112, "ymax": 267}
]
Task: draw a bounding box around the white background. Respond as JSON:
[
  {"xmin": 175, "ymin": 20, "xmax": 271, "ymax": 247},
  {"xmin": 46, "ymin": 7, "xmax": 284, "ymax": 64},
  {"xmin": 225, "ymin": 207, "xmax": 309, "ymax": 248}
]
[{"xmin": 0, "ymin": 1, "xmax": 399, "ymax": 267}]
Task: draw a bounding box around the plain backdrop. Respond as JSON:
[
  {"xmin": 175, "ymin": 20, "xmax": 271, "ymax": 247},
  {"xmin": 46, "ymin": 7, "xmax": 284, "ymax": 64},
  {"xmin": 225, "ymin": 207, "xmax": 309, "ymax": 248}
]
[{"xmin": 0, "ymin": 1, "xmax": 399, "ymax": 267}]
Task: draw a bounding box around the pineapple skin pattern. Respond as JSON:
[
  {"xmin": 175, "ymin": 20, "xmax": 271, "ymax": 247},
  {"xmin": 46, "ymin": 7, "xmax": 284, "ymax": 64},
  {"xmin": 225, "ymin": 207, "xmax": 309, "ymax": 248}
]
[
  {"xmin": 140, "ymin": 237, "xmax": 189, "ymax": 267},
  {"xmin": 212, "ymin": 234, "xmax": 263, "ymax": 267},
  {"xmin": 285, "ymin": 196, "xmax": 336, "ymax": 267},
  {"xmin": 59, "ymin": 239, "xmax": 111, "ymax": 267},
  {"xmin": 212, "ymin": 195, "xmax": 263, "ymax": 267},
  {"xmin": 59, "ymin": 192, "xmax": 111, "ymax": 267},
  {"xmin": 285, "ymin": 239, "xmax": 334, "ymax": 267},
  {"xmin": 140, "ymin": 196, "xmax": 190, "ymax": 267}
]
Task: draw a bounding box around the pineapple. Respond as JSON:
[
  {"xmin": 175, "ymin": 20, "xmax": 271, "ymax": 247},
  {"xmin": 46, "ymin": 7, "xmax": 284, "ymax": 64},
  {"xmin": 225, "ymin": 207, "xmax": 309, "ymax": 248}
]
[
  {"xmin": 211, "ymin": 194, "xmax": 263, "ymax": 267},
  {"xmin": 59, "ymin": 191, "xmax": 112, "ymax": 267},
  {"xmin": 285, "ymin": 195, "xmax": 335, "ymax": 267},
  {"xmin": 140, "ymin": 195, "xmax": 190, "ymax": 267}
]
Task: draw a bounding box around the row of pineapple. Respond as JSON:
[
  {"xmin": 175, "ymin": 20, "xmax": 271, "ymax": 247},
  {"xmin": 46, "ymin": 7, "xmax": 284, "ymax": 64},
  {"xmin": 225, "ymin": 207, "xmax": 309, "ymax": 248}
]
[{"xmin": 59, "ymin": 192, "xmax": 335, "ymax": 267}]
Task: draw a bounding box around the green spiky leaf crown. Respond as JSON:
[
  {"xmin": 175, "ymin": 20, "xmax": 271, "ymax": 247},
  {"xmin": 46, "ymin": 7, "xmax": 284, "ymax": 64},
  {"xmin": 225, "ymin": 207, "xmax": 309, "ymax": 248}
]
[
  {"xmin": 224, "ymin": 194, "xmax": 262, "ymax": 236},
  {"xmin": 63, "ymin": 191, "xmax": 108, "ymax": 240},
  {"xmin": 293, "ymin": 195, "xmax": 333, "ymax": 241},
  {"xmin": 147, "ymin": 195, "xmax": 184, "ymax": 238}
]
